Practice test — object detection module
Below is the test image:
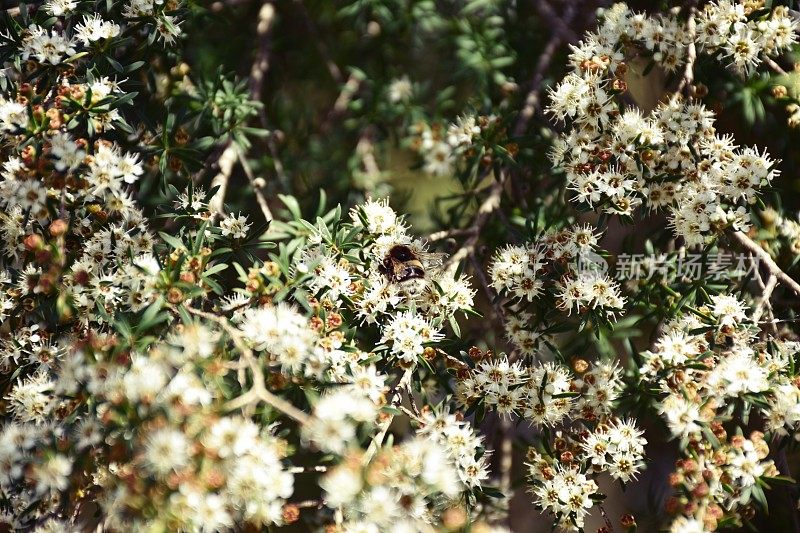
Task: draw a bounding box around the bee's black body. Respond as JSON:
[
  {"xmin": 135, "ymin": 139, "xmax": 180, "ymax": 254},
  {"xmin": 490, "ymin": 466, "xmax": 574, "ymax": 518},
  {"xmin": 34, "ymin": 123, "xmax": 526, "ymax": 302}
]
[{"xmin": 380, "ymin": 244, "xmax": 426, "ymax": 283}]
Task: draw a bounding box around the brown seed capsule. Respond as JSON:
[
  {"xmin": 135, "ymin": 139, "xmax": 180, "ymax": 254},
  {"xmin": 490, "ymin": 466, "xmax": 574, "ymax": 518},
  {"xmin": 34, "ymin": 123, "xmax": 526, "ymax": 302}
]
[
  {"xmin": 45, "ymin": 108, "xmax": 62, "ymax": 129},
  {"xmin": 772, "ymin": 85, "xmax": 788, "ymax": 99},
  {"xmin": 573, "ymin": 358, "xmax": 589, "ymax": 373},
  {"xmin": 326, "ymin": 312, "xmax": 343, "ymax": 329},
  {"xmin": 23, "ymin": 234, "xmax": 44, "ymax": 251},
  {"xmin": 309, "ymin": 316, "xmax": 324, "ymax": 331},
  {"xmin": 281, "ymin": 504, "xmax": 300, "ymax": 524},
  {"xmin": 263, "ymin": 261, "xmax": 280, "ymax": 277},
  {"xmin": 174, "ymin": 126, "xmax": 190, "ymax": 145},
  {"xmin": 166, "ymin": 287, "xmax": 184, "ymax": 304},
  {"xmin": 48, "ymin": 219, "xmax": 68, "ymax": 237},
  {"xmin": 620, "ymin": 514, "xmax": 636, "ymax": 528},
  {"xmin": 169, "ymin": 156, "xmax": 183, "ymax": 172},
  {"xmin": 442, "ymin": 507, "xmax": 467, "ymax": 529}
]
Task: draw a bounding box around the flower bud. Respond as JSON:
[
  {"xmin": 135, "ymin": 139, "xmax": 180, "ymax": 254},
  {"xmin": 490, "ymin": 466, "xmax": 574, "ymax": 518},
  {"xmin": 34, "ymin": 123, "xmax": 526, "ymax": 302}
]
[{"xmin": 49, "ymin": 219, "xmax": 68, "ymax": 237}]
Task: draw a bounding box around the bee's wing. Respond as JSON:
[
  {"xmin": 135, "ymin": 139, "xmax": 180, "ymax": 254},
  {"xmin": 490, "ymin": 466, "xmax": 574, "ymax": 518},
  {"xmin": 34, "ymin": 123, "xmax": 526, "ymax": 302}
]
[
  {"xmin": 422, "ymin": 251, "xmax": 447, "ymax": 267},
  {"xmin": 421, "ymin": 251, "xmax": 448, "ymax": 278}
]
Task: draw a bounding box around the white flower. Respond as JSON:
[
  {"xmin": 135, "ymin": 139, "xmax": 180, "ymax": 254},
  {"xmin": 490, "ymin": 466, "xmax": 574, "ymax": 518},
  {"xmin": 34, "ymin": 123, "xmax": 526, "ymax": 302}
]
[
  {"xmin": 387, "ymin": 76, "xmax": 413, "ymax": 103},
  {"xmin": 309, "ymin": 256, "xmax": 353, "ymax": 302},
  {"xmin": 4, "ymin": 372, "xmax": 54, "ymax": 424},
  {"xmin": 380, "ymin": 310, "xmax": 443, "ymax": 365},
  {"xmin": 122, "ymin": 356, "xmax": 168, "ymax": 402},
  {"xmin": 422, "ymin": 141, "xmax": 454, "ymax": 176},
  {"xmin": 350, "ymin": 198, "xmax": 405, "ymax": 236},
  {"xmin": 660, "ymin": 394, "xmax": 703, "ymax": 439},
  {"xmin": 220, "ymin": 213, "xmax": 251, "ymax": 239},
  {"xmin": 203, "ymin": 417, "xmax": 259, "ymax": 458},
  {"xmin": 710, "ymin": 294, "xmax": 748, "ymax": 326},
  {"xmin": 239, "ymin": 303, "xmax": 318, "ymax": 372},
  {"xmin": 21, "ymin": 25, "xmax": 76, "ymax": 65},
  {"xmin": 143, "ymin": 428, "xmax": 190, "ymax": 476},
  {"xmin": 156, "ymin": 15, "xmax": 183, "ymax": 45},
  {"xmin": 50, "ymin": 132, "xmax": 86, "ymax": 171},
  {"xmin": 33, "ymin": 455, "xmax": 72, "ymax": 495},
  {"xmin": 0, "ymin": 98, "xmax": 28, "ymax": 132},
  {"xmin": 446, "ymin": 115, "xmax": 481, "ymax": 147},
  {"xmin": 320, "ymin": 464, "xmax": 363, "ymax": 507},
  {"xmin": 75, "ymin": 14, "xmax": 121, "ymax": 46},
  {"xmin": 45, "ymin": 0, "xmax": 78, "ymax": 16}
]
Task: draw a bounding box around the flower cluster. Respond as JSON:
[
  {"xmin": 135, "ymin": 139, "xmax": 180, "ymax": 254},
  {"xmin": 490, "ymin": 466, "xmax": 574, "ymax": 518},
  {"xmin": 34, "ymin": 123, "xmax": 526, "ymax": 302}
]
[
  {"xmin": 455, "ymin": 354, "xmax": 623, "ymax": 426},
  {"xmin": 696, "ymin": 2, "xmax": 798, "ymax": 74},
  {"xmin": 489, "ymin": 225, "xmax": 625, "ymax": 356},
  {"xmin": 638, "ymin": 294, "xmax": 800, "ymax": 528},
  {"xmin": 238, "ymin": 302, "xmax": 319, "ymax": 373},
  {"xmin": 666, "ymin": 431, "xmax": 779, "ymax": 532},
  {"xmin": 3, "ymin": 0, "xmax": 800, "ymax": 530},
  {"xmin": 549, "ymin": 3, "xmax": 787, "ymax": 247},
  {"xmin": 418, "ymin": 407, "xmax": 490, "ymax": 488},
  {"xmin": 407, "ymin": 114, "xmax": 498, "ymax": 177},
  {"xmin": 525, "ymin": 417, "xmax": 646, "ymax": 531},
  {"xmin": 320, "ymin": 437, "xmax": 463, "ymax": 531}
]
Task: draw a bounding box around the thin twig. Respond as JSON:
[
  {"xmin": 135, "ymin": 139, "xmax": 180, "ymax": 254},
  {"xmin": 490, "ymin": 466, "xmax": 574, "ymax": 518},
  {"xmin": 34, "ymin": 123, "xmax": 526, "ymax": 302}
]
[
  {"xmin": 499, "ymin": 417, "xmax": 514, "ymax": 504},
  {"xmin": 365, "ymin": 368, "xmax": 413, "ymax": 461},
  {"xmin": 765, "ymin": 56, "xmax": 788, "ymax": 76},
  {"xmin": 209, "ymin": 1, "xmax": 276, "ymax": 217},
  {"xmin": 427, "ymin": 227, "xmax": 477, "ymax": 242},
  {"xmin": 249, "ymin": 2, "xmax": 275, "ymax": 99},
  {"xmin": 293, "ymin": 0, "xmax": 344, "ymax": 84},
  {"xmin": 443, "ymin": 175, "xmax": 505, "ymax": 270},
  {"xmin": 751, "ymin": 265, "xmax": 778, "ymax": 335},
  {"xmin": 730, "ymin": 231, "xmax": 800, "ymax": 296},
  {"xmin": 321, "ymin": 71, "xmax": 364, "ymax": 134},
  {"xmin": 531, "ymin": 0, "xmax": 579, "ymax": 43},
  {"xmin": 182, "ymin": 305, "xmax": 311, "ymax": 425},
  {"xmin": 237, "ymin": 150, "xmax": 274, "ymax": 222},
  {"xmin": 514, "ymin": 2, "xmax": 578, "ymax": 136},
  {"xmin": 676, "ymin": 8, "xmax": 697, "ymax": 95},
  {"xmin": 208, "ymin": 142, "xmax": 238, "ymax": 216},
  {"xmin": 470, "ymin": 253, "xmax": 507, "ymax": 326},
  {"xmin": 356, "ymin": 125, "xmax": 382, "ymax": 182}
]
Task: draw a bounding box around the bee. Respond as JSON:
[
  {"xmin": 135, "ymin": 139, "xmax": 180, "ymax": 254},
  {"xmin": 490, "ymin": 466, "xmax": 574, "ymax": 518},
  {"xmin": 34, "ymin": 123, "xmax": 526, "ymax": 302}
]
[{"xmin": 379, "ymin": 244, "xmax": 444, "ymax": 290}]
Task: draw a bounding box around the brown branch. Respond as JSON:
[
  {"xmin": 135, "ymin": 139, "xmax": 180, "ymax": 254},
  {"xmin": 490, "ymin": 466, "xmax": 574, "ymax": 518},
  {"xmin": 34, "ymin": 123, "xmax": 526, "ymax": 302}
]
[
  {"xmin": 443, "ymin": 175, "xmax": 505, "ymax": 269},
  {"xmin": 751, "ymin": 266, "xmax": 778, "ymax": 336},
  {"xmin": 365, "ymin": 368, "xmax": 413, "ymax": 461},
  {"xmin": 355, "ymin": 125, "xmax": 381, "ymax": 182},
  {"xmin": 531, "ymin": 0, "xmax": 579, "ymax": 43},
  {"xmin": 208, "ymin": 142, "xmax": 238, "ymax": 216},
  {"xmin": 514, "ymin": 1, "xmax": 578, "ymax": 136},
  {"xmin": 676, "ymin": 8, "xmax": 697, "ymax": 96},
  {"xmin": 321, "ymin": 71, "xmax": 364, "ymax": 134},
  {"xmin": 470, "ymin": 253, "xmax": 508, "ymax": 327},
  {"xmin": 183, "ymin": 305, "xmax": 311, "ymax": 425},
  {"xmin": 249, "ymin": 1, "xmax": 275, "ymax": 99},
  {"xmin": 293, "ymin": 0, "xmax": 344, "ymax": 84},
  {"xmin": 765, "ymin": 56, "xmax": 789, "ymax": 76},
  {"xmin": 209, "ymin": 1, "xmax": 276, "ymax": 217},
  {"xmin": 730, "ymin": 231, "xmax": 800, "ymax": 296},
  {"xmin": 237, "ymin": 150, "xmax": 274, "ymax": 222},
  {"xmin": 427, "ymin": 227, "xmax": 478, "ymax": 242}
]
